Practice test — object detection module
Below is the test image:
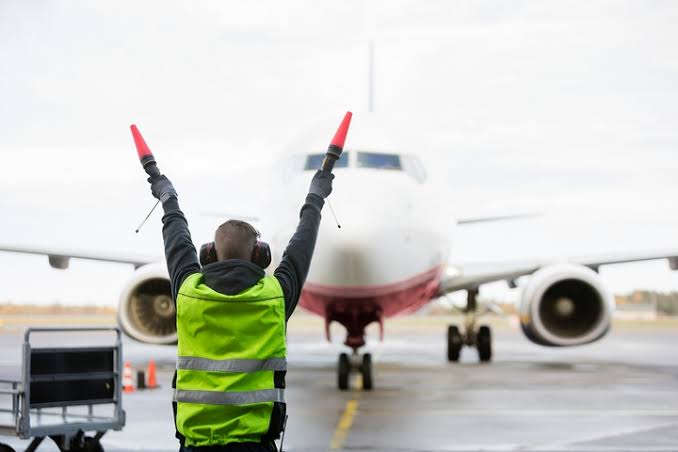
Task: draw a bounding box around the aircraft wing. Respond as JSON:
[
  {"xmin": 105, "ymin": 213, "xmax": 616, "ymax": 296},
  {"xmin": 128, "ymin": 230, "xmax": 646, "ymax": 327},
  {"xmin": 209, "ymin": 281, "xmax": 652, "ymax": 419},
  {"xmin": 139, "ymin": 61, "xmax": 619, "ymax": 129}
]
[
  {"xmin": 439, "ymin": 249, "xmax": 678, "ymax": 295},
  {"xmin": 0, "ymin": 243, "xmax": 159, "ymax": 269},
  {"xmin": 456, "ymin": 213, "xmax": 538, "ymax": 225}
]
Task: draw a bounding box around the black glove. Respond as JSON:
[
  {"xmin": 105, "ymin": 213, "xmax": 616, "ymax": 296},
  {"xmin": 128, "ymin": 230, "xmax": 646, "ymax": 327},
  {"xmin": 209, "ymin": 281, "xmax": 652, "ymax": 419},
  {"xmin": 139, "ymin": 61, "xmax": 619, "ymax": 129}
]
[
  {"xmin": 308, "ymin": 170, "xmax": 334, "ymax": 199},
  {"xmin": 148, "ymin": 175, "xmax": 177, "ymax": 203}
]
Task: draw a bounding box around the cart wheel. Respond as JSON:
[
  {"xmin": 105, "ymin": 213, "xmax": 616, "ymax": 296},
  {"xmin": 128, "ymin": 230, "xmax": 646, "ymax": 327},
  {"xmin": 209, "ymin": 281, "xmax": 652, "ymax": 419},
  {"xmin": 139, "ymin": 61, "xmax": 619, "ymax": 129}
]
[
  {"xmin": 50, "ymin": 435, "xmax": 68, "ymax": 452},
  {"xmin": 83, "ymin": 437, "xmax": 104, "ymax": 452},
  {"xmin": 50, "ymin": 434, "xmax": 104, "ymax": 452},
  {"xmin": 0, "ymin": 443, "xmax": 16, "ymax": 452}
]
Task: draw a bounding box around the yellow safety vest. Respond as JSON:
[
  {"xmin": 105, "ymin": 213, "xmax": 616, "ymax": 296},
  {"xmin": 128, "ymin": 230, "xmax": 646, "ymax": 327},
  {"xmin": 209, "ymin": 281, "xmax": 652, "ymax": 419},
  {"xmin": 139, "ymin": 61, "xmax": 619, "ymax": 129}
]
[{"xmin": 174, "ymin": 272, "xmax": 287, "ymax": 447}]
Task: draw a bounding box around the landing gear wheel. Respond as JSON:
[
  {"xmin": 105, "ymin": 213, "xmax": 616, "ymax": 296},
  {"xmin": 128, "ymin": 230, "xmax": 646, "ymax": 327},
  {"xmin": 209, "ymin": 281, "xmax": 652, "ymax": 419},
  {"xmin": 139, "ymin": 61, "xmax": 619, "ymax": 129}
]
[
  {"xmin": 0, "ymin": 444, "xmax": 16, "ymax": 452},
  {"xmin": 447, "ymin": 325, "xmax": 462, "ymax": 362},
  {"xmin": 477, "ymin": 325, "xmax": 492, "ymax": 362},
  {"xmin": 361, "ymin": 353, "xmax": 373, "ymax": 390},
  {"xmin": 338, "ymin": 352, "xmax": 350, "ymax": 390}
]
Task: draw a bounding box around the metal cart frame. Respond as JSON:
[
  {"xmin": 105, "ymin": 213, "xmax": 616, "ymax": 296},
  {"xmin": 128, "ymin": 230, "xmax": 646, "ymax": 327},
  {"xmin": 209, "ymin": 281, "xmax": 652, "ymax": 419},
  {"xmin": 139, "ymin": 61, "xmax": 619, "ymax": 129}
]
[{"xmin": 0, "ymin": 327, "xmax": 125, "ymax": 451}]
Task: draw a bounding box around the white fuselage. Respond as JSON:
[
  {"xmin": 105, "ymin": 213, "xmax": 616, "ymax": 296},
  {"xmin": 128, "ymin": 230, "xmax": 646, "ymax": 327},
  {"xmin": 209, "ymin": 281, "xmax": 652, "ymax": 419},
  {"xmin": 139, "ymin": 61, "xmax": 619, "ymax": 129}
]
[
  {"xmin": 274, "ymin": 166, "xmax": 452, "ymax": 290},
  {"xmin": 263, "ymin": 116, "xmax": 454, "ymax": 324}
]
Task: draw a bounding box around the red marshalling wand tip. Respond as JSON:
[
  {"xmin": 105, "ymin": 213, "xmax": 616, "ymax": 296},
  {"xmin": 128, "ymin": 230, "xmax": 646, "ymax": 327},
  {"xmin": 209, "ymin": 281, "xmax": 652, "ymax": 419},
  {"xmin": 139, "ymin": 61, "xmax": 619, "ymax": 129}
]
[
  {"xmin": 322, "ymin": 111, "xmax": 353, "ymax": 173},
  {"xmin": 330, "ymin": 111, "xmax": 352, "ymax": 149},
  {"xmin": 130, "ymin": 124, "xmax": 154, "ymax": 160}
]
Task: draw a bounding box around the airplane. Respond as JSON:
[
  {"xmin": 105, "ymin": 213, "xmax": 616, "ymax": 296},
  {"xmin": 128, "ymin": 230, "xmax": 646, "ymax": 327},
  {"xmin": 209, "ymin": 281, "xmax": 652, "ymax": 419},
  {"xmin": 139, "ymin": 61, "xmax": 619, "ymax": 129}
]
[{"xmin": 2, "ymin": 114, "xmax": 678, "ymax": 391}]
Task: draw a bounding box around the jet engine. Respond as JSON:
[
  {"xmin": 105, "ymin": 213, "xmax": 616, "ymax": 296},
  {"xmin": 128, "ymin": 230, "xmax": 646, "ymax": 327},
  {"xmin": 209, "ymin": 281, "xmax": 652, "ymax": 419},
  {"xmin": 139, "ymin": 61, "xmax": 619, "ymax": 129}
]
[
  {"xmin": 519, "ymin": 264, "xmax": 613, "ymax": 347},
  {"xmin": 117, "ymin": 263, "xmax": 177, "ymax": 344}
]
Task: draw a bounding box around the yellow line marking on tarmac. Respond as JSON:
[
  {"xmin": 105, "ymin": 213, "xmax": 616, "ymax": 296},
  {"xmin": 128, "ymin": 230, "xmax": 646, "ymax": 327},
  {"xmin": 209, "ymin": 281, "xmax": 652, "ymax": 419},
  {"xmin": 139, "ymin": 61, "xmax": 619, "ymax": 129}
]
[
  {"xmin": 330, "ymin": 374, "xmax": 363, "ymax": 450},
  {"xmin": 330, "ymin": 399, "xmax": 359, "ymax": 449}
]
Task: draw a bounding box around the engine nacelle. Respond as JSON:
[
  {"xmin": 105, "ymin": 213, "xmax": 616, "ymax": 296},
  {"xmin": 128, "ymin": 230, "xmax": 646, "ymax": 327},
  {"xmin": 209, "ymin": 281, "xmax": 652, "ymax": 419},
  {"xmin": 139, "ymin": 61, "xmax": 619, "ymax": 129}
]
[
  {"xmin": 118, "ymin": 263, "xmax": 177, "ymax": 345},
  {"xmin": 519, "ymin": 264, "xmax": 613, "ymax": 347}
]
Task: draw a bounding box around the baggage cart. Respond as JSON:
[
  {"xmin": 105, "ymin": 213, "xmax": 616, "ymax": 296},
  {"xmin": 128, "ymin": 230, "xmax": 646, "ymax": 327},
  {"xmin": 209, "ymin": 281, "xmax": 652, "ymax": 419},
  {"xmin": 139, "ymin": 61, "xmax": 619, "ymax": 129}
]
[{"xmin": 0, "ymin": 327, "xmax": 125, "ymax": 451}]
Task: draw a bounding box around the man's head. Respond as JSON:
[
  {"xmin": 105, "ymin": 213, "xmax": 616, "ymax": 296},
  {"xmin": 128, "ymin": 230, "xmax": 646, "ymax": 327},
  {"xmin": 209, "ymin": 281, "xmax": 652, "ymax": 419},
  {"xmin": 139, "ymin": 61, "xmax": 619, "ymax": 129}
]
[{"xmin": 214, "ymin": 220, "xmax": 260, "ymax": 262}]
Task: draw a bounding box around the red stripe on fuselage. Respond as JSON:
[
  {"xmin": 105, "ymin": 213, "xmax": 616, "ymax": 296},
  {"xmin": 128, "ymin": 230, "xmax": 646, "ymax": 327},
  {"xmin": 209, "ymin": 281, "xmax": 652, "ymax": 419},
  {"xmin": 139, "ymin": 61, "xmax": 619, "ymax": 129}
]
[{"xmin": 300, "ymin": 266, "xmax": 443, "ymax": 319}]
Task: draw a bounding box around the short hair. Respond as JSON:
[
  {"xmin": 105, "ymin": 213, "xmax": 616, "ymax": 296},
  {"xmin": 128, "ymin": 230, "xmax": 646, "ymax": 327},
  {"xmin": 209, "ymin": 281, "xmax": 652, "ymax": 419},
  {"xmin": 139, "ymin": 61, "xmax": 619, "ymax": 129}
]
[{"xmin": 214, "ymin": 220, "xmax": 260, "ymax": 262}]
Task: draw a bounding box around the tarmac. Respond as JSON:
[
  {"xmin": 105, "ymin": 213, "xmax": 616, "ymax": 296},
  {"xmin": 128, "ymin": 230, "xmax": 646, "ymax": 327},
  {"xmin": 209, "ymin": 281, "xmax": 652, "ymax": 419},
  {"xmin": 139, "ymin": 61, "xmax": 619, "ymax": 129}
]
[{"xmin": 0, "ymin": 315, "xmax": 677, "ymax": 451}]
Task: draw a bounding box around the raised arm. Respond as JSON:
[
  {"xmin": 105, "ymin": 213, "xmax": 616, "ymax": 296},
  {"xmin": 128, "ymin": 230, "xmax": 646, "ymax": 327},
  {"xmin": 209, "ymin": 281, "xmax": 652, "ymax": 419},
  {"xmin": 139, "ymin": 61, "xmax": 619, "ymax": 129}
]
[
  {"xmin": 149, "ymin": 175, "xmax": 200, "ymax": 301},
  {"xmin": 274, "ymin": 171, "xmax": 334, "ymax": 319}
]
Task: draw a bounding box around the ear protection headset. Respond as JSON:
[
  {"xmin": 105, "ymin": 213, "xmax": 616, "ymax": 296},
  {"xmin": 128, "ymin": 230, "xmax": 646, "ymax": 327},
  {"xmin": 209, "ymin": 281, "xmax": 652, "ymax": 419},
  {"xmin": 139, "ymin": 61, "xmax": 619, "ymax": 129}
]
[{"xmin": 199, "ymin": 239, "xmax": 272, "ymax": 269}]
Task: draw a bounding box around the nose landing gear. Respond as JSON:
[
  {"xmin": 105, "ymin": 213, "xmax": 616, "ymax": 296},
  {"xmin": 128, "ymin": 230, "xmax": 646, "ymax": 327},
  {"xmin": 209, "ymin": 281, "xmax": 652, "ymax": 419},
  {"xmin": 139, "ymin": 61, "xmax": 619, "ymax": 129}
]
[
  {"xmin": 361, "ymin": 353, "xmax": 373, "ymax": 390},
  {"xmin": 338, "ymin": 353, "xmax": 350, "ymax": 390},
  {"xmin": 337, "ymin": 352, "xmax": 373, "ymax": 391},
  {"xmin": 329, "ymin": 310, "xmax": 380, "ymax": 390},
  {"xmin": 446, "ymin": 288, "xmax": 493, "ymax": 363}
]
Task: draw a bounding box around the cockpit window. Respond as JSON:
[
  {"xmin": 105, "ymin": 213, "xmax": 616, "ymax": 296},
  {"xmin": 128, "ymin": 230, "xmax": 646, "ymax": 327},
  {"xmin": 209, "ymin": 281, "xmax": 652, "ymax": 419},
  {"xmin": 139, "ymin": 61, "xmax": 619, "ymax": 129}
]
[
  {"xmin": 304, "ymin": 152, "xmax": 349, "ymax": 170},
  {"xmin": 356, "ymin": 152, "xmax": 402, "ymax": 170}
]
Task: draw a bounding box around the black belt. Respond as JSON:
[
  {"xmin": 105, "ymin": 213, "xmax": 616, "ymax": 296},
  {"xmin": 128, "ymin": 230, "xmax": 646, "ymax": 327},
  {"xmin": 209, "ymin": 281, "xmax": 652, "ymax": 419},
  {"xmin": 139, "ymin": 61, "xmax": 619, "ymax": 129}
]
[{"xmin": 179, "ymin": 441, "xmax": 277, "ymax": 452}]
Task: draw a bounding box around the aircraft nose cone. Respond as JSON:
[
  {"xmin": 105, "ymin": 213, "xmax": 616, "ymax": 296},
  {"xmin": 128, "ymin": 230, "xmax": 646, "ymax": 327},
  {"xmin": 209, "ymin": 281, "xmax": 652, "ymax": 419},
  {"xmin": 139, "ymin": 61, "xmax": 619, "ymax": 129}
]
[
  {"xmin": 313, "ymin": 221, "xmax": 380, "ymax": 286},
  {"xmin": 309, "ymin": 190, "xmax": 446, "ymax": 287}
]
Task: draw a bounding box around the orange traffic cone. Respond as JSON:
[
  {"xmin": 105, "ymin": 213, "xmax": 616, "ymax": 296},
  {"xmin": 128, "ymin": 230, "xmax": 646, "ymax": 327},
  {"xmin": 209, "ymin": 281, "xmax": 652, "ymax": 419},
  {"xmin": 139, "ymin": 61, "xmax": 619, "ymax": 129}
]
[
  {"xmin": 147, "ymin": 359, "xmax": 159, "ymax": 389},
  {"xmin": 122, "ymin": 361, "xmax": 135, "ymax": 393}
]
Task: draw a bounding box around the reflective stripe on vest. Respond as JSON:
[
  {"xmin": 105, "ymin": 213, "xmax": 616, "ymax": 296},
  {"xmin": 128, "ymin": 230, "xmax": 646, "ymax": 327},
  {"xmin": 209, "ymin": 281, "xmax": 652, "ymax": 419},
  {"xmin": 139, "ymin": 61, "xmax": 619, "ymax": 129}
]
[
  {"xmin": 174, "ymin": 388, "xmax": 286, "ymax": 405},
  {"xmin": 177, "ymin": 356, "xmax": 287, "ymax": 373}
]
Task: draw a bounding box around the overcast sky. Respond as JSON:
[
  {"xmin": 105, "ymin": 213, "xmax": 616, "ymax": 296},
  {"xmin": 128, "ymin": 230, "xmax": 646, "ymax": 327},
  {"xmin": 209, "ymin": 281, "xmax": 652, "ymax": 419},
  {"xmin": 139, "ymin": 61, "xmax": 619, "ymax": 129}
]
[{"xmin": 1, "ymin": 0, "xmax": 677, "ymax": 306}]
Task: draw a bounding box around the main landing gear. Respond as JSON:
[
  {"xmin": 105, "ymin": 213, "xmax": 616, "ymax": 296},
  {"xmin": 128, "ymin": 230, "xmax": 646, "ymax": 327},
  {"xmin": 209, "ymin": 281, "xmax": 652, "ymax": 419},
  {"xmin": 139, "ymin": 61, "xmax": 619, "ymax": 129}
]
[
  {"xmin": 447, "ymin": 288, "xmax": 493, "ymax": 363},
  {"xmin": 337, "ymin": 352, "xmax": 373, "ymax": 391}
]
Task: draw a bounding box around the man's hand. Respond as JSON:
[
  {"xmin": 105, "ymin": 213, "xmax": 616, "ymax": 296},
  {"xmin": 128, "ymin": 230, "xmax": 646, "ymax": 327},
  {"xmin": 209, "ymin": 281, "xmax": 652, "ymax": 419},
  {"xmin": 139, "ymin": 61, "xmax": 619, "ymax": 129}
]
[
  {"xmin": 308, "ymin": 170, "xmax": 334, "ymax": 199},
  {"xmin": 148, "ymin": 175, "xmax": 178, "ymax": 203}
]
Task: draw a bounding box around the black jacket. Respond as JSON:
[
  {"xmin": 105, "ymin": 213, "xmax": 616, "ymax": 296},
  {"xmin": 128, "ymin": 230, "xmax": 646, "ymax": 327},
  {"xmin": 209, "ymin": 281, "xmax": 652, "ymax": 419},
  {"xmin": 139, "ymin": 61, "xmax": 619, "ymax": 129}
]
[{"xmin": 161, "ymin": 193, "xmax": 324, "ymax": 317}]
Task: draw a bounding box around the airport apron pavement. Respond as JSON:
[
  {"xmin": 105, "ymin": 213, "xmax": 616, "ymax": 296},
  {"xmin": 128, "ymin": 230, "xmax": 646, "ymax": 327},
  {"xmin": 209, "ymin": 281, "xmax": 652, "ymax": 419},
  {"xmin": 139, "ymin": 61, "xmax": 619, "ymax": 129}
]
[{"xmin": 1, "ymin": 317, "xmax": 677, "ymax": 451}]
